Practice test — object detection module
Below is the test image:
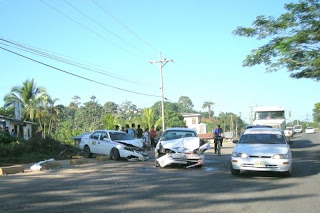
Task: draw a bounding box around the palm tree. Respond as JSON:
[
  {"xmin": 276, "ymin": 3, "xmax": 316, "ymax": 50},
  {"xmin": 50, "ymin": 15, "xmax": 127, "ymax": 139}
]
[
  {"xmin": 202, "ymin": 101, "xmax": 214, "ymax": 118},
  {"xmin": 4, "ymin": 78, "xmax": 47, "ymax": 121},
  {"xmin": 141, "ymin": 108, "xmax": 155, "ymax": 130}
]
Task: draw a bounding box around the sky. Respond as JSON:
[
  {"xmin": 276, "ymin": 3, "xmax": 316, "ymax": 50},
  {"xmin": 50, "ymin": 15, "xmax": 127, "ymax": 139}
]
[{"xmin": 0, "ymin": 0, "xmax": 318, "ymax": 124}]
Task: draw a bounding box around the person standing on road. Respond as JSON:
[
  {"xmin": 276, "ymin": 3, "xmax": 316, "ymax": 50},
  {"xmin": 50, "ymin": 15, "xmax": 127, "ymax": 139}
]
[
  {"xmin": 213, "ymin": 124, "xmax": 224, "ymax": 153},
  {"xmin": 149, "ymin": 126, "xmax": 156, "ymax": 147},
  {"xmin": 128, "ymin": 123, "xmax": 136, "ymax": 139},
  {"xmin": 136, "ymin": 124, "xmax": 143, "ymax": 139}
]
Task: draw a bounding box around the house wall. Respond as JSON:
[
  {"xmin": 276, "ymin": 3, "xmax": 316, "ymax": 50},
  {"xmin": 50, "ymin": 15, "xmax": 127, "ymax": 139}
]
[
  {"xmin": 0, "ymin": 117, "xmax": 33, "ymax": 140},
  {"xmin": 183, "ymin": 116, "xmax": 207, "ymax": 134}
]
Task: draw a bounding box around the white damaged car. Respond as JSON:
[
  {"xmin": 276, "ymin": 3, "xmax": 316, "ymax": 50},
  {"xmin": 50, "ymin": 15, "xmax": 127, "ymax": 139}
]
[
  {"xmin": 155, "ymin": 128, "xmax": 210, "ymax": 168},
  {"xmin": 230, "ymin": 128, "xmax": 292, "ymax": 176},
  {"xmin": 79, "ymin": 130, "xmax": 149, "ymax": 161}
]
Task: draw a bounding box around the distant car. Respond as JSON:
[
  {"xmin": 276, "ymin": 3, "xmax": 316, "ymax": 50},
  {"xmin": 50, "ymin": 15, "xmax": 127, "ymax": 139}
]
[
  {"xmin": 293, "ymin": 125, "xmax": 302, "ymax": 133},
  {"xmin": 230, "ymin": 128, "xmax": 292, "ymax": 177},
  {"xmin": 305, "ymin": 127, "xmax": 315, "ymax": 134},
  {"xmin": 79, "ymin": 130, "xmax": 149, "ymax": 161},
  {"xmin": 284, "ymin": 127, "xmax": 294, "ymax": 141},
  {"xmin": 155, "ymin": 127, "xmax": 210, "ymax": 168}
]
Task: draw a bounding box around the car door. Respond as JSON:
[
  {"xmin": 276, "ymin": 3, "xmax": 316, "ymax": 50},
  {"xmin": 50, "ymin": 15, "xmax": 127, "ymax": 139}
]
[
  {"xmin": 96, "ymin": 131, "xmax": 113, "ymax": 155},
  {"xmin": 88, "ymin": 131, "xmax": 101, "ymax": 154}
]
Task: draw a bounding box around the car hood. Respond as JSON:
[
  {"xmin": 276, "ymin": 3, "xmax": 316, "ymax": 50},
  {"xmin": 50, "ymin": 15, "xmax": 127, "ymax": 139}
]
[
  {"xmin": 234, "ymin": 144, "xmax": 290, "ymax": 156},
  {"xmin": 114, "ymin": 139, "xmax": 144, "ymax": 148},
  {"xmin": 160, "ymin": 137, "xmax": 201, "ymax": 153}
]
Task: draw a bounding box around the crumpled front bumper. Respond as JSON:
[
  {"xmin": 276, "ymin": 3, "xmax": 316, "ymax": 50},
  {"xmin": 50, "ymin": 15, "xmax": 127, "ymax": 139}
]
[
  {"xmin": 120, "ymin": 149, "xmax": 149, "ymax": 161},
  {"xmin": 156, "ymin": 153, "xmax": 205, "ymax": 168}
]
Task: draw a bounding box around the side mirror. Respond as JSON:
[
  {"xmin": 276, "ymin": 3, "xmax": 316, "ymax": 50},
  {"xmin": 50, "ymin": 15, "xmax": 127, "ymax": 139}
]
[{"xmin": 232, "ymin": 140, "xmax": 238, "ymax": 144}]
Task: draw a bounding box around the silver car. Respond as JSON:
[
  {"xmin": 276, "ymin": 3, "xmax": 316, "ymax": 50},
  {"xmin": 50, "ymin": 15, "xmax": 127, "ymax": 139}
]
[{"xmin": 230, "ymin": 128, "xmax": 292, "ymax": 177}]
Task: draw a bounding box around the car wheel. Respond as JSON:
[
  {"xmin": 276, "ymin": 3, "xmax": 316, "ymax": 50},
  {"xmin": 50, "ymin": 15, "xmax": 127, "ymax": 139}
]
[
  {"xmin": 155, "ymin": 160, "xmax": 160, "ymax": 167},
  {"xmin": 282, "ymin": 170, "xmax": 291, "ymax": 177},
  {"xmin": 230, "ymin": 164, "xmax": 240, "ymax": 176},
  {"xmin": 110, "ymin": 148, "xmax": 120, "ymax": 161},
  {"xmin": 84, "ymin": 146, "xmax": 92, "ymax": 158}
]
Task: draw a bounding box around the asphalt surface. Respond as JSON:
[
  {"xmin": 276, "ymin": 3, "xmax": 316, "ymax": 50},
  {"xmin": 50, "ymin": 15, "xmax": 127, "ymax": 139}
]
[{"xmin": 0, "ymin": 133, "xmax": 319, "ymax": 213}]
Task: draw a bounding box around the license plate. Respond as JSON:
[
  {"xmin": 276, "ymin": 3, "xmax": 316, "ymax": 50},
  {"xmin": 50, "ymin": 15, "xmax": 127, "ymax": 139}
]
[{"xmin": 254, "ymin": 161, "xmax": 266, "ymax": 168}]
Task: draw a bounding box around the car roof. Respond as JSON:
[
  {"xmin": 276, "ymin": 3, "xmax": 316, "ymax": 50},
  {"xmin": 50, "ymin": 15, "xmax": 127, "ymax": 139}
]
[
  {"xmin": 164, "ymin": 127, "xmax": 196, "ymax": 132},
  {"xmin": 245, "ymin": 125, "xmax": 272, "ymax": 129},
  {"xmin": 243, "ymin": 127, "xmax": 282, "ymax": 134},
  {"xmin": 93, "ymin": 130, "xmax": 126, "ymax": 133}
]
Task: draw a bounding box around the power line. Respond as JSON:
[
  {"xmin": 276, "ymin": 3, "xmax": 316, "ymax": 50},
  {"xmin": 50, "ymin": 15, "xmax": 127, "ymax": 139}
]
[
  {"xmin": 63, "ymin": 0, "xmax": 151, "ymax": 58},
  {"xmin": 0, "ymin": 37, "xmax": 145, "ymax": 85},
  {"xmin": 91, "ymin": 0, "xmax": 159, "ymax": 54},
  {"xmin": 40, "ymin": 0, "xmax": 133, "ymax": 55},
  {"xmin": 0, "ymin": 46, "xmax": 162, "ymax": 98}
]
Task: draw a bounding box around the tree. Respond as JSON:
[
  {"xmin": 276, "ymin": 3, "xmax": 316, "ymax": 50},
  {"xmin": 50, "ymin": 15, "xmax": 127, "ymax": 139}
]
[
  {"xmin": 140, "ymin": 108, "xmax": 155, "ymax": 130},
  {"xmin": 233, "ymin": 0, "xmax": 320, "ymax": 81},
  {"xmin": 313, "ymin": 102, "xmax": 320, "ymax": 125},
  {"xmin": 102, "ymin": 114, "xmax": 116, "ymax": 130},
  {"xmin": 178, "ymin": 96, "xmax": 194, "ymax": 113},
  {"xmin": 202, "ymin": 101, "xmax": 214, "ymax": 118},
  {"xmin": 4, "ymin": 78, "xmax": 47, "ymax": 120},
  {"xmin": 103, "ymin": 101, "xmax": 119, "ymax": 114}
]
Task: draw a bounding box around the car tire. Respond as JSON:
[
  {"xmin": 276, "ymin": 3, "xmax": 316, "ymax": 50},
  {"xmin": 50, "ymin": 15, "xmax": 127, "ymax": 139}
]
[
  {"xmin": 282, "ymin": 170, "xmax": 291, "ymax": 177},
  {"xmin": 84, "ymin": 145, "xmax": 92, "ymax": 158},
  {"xmin": 230, "ymin": 164, "xmax": 240, "ymax": 176},
  {"xmin": 110, "ymin": 148, "xmax": 120, "ymax": 161}
]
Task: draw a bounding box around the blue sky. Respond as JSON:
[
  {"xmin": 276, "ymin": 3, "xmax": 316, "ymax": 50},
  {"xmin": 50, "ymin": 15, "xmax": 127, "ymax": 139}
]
[{"xmin": 0, "ymin": 0, "xmax": 318, "ymax": 123}]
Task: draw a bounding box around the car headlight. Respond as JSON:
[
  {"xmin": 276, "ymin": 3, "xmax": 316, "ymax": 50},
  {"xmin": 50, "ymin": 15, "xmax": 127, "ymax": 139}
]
[
  {"xmin": 124, "ymin": 146, "xmax": 135, "ymax": 151},
  {"xmin": 232, "ymin": 152, "xmax": 249, "ymax": 158},
  {"xmin": 272, "ymin": 154, "xmax": 289, "ymax": 159}
]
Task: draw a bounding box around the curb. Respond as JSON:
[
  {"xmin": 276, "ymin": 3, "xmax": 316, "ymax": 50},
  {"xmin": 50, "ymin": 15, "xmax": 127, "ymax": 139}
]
[{"xmin": 0, "ymin": 165, "xmax": 24, "ymax": 175}]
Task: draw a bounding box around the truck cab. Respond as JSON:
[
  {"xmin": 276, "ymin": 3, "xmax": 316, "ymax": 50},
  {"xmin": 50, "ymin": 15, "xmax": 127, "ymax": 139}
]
[{"xmin": 252, "ymin": 106, "xmax": 290, "ymax": 141}]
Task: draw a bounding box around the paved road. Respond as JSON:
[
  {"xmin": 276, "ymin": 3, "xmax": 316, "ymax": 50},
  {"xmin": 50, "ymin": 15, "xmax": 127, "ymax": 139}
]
[{"xmin": 0, "ymin": 133, "xmax": 319, "ymax": 213}]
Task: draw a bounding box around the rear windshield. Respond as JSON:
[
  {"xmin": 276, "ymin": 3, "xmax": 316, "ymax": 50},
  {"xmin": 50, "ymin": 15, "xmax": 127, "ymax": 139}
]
[
  {"xmin": 161, "ymin": 130, "xmax": 196, "ymax": 141},
  {"xmin": 239, "ymin": 134, "xmax": 286, "ymax": 144},
  {"xmin": 109, "ymin": 132, "xmax": 132, "ymax": 140}
]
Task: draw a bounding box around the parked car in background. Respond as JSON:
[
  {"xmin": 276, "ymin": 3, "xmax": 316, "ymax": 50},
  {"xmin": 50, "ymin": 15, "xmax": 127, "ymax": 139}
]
[
  {"xmin": 293, "ymin": 125, "xmax": 303, "ymax": 133},
  {"xmin": 305, "ymin": 127, "xmax": 315, "ymax": 134},
  {"xmin": 230, "ymin": 128, "xmax": 292, "ymax": 177},
  {"xmin": 79, "ymin": 130, "xmax": 149, "ymax": 161},
  {"xmin": 155, "ymin": 127, "xmax": 210, "ymax": 168}
]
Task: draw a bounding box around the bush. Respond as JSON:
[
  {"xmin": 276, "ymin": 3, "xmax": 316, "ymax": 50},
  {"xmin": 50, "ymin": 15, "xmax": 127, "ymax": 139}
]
[{"xmin": 0, "ymin": 136, "xmax": 81, "ymax": 165}]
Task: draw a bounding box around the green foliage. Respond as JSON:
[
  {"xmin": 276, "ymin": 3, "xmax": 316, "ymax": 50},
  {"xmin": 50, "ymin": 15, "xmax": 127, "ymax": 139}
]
[
  {"xmin": 313, "ymin": 102, "xmax": 320, "ymax": 125},
  {"xmin": 233, "ymin": 0, "xmax": 320, "ymax": 81},
  {"xmin": 202, "ymin": 101, "xmax": 214, "ymax": 118},
  {"xmin": 178, "ymin": 96, "xmax": 194, "ymax": 113},
  {"xmin": 102, "ymin": 114, "xmax": 116, "ymax": 129}
]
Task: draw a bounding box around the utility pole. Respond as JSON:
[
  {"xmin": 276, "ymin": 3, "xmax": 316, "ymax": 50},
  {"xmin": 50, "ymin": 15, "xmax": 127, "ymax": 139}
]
[{"xmin": 150, "ymin": 53, "xmax": 173, "ymax": 132}]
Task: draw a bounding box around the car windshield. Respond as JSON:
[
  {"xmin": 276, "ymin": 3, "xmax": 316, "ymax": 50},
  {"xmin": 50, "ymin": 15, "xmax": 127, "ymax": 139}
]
[
  {"xmin": 161, "ymin": 130, "xmax": 196, "ymax": 141},
  {"xmin": 109, "ymin": 132, "xmax": 133, "ymax": 140},
  {"xmin": 239, "ymin": 133, "xmax": 286, "ymax": 144},
  {"xmin": 255, "ymin": 111, "xmax": 284, "ymax": 120},
  {"xmin": 294, "ymin": 125, "xmax": 302, "ymax": 129}
]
